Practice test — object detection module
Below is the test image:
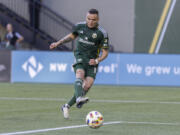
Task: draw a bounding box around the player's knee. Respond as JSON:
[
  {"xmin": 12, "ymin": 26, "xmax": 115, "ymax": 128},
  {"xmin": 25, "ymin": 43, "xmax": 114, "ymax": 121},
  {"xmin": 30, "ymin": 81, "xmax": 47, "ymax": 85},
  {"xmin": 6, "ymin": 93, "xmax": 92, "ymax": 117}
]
[
  {"xmin": 76, "ymin": 70, "xmax": 84, "ymax": 79},
  {"xmin": 84, "ymin": 83, "xmax": 91, "ymax": 91},
  {"xmin": 76, "ymin": 74, "xmax": 83, "ymax": 79}
]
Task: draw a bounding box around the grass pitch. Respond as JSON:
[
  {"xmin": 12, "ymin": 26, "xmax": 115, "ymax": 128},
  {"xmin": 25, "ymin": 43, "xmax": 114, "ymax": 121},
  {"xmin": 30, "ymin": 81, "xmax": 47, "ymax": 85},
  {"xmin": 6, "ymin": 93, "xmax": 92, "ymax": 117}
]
[{"xmin": 0, "ymin": 83, "xmax": 180, "ymax": 135}]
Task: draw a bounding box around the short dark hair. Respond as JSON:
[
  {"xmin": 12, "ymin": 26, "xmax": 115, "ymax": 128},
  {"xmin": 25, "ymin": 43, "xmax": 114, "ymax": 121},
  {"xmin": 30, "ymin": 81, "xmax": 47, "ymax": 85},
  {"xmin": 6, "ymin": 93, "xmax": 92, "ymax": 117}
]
[{"xmin": 88, "ymin": 9, "xmax": 99, "ymax": 15}]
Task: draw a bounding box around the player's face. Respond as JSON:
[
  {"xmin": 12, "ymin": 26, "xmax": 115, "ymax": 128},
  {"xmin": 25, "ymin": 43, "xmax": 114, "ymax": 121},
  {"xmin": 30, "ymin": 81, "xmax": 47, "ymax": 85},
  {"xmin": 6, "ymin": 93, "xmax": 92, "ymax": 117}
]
[{"xmin": 86, "ymin": 13, "xmax": 99, "ymax": 28}]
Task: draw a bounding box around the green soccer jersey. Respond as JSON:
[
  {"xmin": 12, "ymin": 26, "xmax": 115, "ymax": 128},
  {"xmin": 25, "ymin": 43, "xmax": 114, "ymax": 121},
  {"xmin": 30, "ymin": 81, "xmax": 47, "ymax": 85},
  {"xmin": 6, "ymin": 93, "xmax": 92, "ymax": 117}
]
[{"xmin": 72, "ymin": 22, "xmax": 109, "ymax": 62}]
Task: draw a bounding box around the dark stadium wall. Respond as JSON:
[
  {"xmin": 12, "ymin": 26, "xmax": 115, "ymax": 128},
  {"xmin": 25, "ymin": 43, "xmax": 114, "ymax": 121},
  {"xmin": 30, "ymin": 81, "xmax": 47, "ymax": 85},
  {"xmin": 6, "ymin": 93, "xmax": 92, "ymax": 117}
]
[
  {"xmin": 42, "ymin": 0, "xmax": 135, "ymax": 53},
  {"xmin": 135, "ymin": 0, "xmax": 164, "ymax": 53},
  {"xmin": 135, "ymin": 0, "xmax": 180, "ymax": 54},
  {"xmin": 0, "ymin": 50, "xmax": 11, "ymax": 82},
  {"xmin": 160, "ymin": 0, "xmax": 180, "ymax": 54}
]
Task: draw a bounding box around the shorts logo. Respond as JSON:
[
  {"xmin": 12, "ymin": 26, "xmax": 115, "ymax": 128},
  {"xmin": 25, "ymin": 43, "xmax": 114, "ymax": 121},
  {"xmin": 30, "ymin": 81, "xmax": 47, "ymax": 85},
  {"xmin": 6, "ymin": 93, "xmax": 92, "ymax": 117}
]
[
  {"xmin": 77, "ymin": 58, "xmax": 82, "ymax": 62},
  {"xmin": 92, "ymin": 33, "xmax": 97, "ymax": 39},
  {"xmin": 22, "ymin": 56, "xmax": 43, "ymax": 78}
]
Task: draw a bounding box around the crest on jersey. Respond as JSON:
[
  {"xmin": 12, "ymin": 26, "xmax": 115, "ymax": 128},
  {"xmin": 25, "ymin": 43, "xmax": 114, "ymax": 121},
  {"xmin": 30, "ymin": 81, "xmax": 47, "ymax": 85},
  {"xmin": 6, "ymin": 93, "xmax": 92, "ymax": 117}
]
[
  {"xmin": 77, "ymin": 58, "xmax": 82, "ymax": 62},
  {"xmin": 104, "ymin": 39, "xmax": 108, "ymax": 43},
  {"xmin": 92, "ymin": 33, "xmax": 97, "ymax": 39}
]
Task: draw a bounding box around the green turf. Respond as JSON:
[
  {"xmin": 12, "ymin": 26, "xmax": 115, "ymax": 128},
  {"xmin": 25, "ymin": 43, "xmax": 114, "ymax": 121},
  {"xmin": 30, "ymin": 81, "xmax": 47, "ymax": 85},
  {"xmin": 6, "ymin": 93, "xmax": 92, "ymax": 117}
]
[{"xmin": 0, "ymin": 83, "xmax": 180, "ymax": 135}]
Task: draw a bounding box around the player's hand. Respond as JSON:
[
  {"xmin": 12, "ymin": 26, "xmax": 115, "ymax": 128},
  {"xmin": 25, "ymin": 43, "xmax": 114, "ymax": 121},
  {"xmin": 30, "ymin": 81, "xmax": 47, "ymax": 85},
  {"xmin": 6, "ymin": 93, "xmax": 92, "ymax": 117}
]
[
  {"xmin": 89, "ymin": 59, "xmax": 98, "ymax": 65},
  {"xmin": 49, "ymin": 42, "xmax": 59, "ymax": 49}
]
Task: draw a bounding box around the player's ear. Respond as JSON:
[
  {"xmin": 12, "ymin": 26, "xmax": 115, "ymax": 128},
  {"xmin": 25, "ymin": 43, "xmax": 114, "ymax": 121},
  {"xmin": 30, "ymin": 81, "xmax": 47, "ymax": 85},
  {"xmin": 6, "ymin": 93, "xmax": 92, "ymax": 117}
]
[{"xmin": 96, "ymin": 14, "xmax": 99, "ymax": 20}]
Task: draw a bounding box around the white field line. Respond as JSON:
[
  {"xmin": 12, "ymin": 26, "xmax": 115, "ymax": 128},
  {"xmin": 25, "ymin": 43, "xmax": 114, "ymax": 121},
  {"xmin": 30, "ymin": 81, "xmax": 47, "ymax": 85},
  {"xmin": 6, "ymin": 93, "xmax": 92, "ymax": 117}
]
[
  {"xmin": 0, "ymin": 121, "xmax": 180, "ymax": 135},
  {"xmin": 0, "ymin": 97, "xmax": 180, "ymax": 105}
]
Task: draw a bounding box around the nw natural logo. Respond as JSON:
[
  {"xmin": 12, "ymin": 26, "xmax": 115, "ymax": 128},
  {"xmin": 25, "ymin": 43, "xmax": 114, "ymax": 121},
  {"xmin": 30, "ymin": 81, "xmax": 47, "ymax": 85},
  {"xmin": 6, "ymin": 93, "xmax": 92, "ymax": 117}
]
[{"xmin": 22, "ymin": 56, "xmax": 43, "ymax": 78}]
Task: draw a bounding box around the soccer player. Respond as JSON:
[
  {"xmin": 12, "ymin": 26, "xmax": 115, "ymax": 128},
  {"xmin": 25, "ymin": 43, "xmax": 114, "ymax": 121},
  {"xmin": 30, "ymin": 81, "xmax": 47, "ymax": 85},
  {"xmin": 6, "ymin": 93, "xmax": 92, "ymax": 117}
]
[{"xmin": 50, "ymin": 9, "xmax": 109, "ymax": 119}]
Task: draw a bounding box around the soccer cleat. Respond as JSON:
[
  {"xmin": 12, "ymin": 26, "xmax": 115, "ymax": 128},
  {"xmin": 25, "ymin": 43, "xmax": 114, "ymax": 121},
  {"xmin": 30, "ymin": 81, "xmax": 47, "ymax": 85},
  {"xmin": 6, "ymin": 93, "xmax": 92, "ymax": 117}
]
[
  {"xmin": 76, "ymin": 97, "xmax": 89, "ymax": 108},
  {"xmin": 61, "ymin": 104, "xmax": 70, "ymax": 119}
]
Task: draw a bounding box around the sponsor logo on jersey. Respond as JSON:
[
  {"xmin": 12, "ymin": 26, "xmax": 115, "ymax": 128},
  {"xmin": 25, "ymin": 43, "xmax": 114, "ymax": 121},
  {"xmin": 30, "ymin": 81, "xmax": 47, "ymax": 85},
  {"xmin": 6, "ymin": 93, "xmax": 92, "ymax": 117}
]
[
  {"xmin": 79, "ymin": 38, "xmax": 95, "ymax": 45},
  {"xmin": 92, "ymin": 33, "xmax": 97, "ymax": 39}
]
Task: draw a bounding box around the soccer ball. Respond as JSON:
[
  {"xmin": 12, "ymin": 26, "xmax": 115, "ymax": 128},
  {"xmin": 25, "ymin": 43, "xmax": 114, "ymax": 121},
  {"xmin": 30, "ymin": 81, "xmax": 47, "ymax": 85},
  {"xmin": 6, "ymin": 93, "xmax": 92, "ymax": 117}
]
[{"xmin": 86, "ymin": 111, "xmax": 104, "ymax": 129}]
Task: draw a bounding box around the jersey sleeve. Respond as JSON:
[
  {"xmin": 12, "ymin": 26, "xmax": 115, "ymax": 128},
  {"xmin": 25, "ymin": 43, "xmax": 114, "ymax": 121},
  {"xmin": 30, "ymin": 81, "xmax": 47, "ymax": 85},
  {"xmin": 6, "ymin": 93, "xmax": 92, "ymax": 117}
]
[
  {"xmin": 72, "ymin": 24, "xmax": 79, "ymax": 36},
  {"xmin": 100, "ymin": 32, "xmax": 109, "ymax": 49}
]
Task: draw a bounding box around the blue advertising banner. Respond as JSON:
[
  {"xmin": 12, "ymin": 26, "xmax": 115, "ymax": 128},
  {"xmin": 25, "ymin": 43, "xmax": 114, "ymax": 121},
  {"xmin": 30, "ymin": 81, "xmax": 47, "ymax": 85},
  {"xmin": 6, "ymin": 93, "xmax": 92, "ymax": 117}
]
[
  {"xmin": 118, "ymin": 54, "xmax": 180, "ymax": 86},
  {"xmin": 11, "ymin": 51, "xmax": 180, "ymax": 86},
  {"xmin": 12, "ymin": 51, "xmax": 75, "ymax": 83},
  {"xmin": 95, "ymin": 53, "xmax": 120, "ymax": 85},
  {"xmin": 11, "ymin": 51, "xmax": 120, "ymax": 84}
]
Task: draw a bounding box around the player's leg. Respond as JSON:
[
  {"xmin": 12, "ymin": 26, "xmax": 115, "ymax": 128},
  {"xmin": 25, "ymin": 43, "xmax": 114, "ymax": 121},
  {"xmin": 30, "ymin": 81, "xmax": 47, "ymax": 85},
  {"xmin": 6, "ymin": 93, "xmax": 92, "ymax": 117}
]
[
  {"xmin": 65, "ymin": 69, "xmax": 87, "ymax": 107},
  {"xmin": 64, "ymin": 69, "xmax": 85, "ymax": 109},
  {"xmin": 67, "ymin": 75, "xmax": 92, "ymax": 109},
  {"xmin": 82, "ymin": 76, "xmax": 94, "ymax": 96},
  {"xmin": 82, "ymin": 65, "xmax": 97, "ymax": 96},
  {"xmin": 77, "ymin": 65, "xmax": 97, "ymax": 108},
  {"xmin": 61, "ymin": 93, "xmax": 76, "ymax": 119},
  {"xmin": 62, "ymin": 66, "xmax": 87, "ymax": 118},
  {"xmin": 74, "ymin": 69, "xmax": 85, "ymax": 98},
  {"xmin": 74, "ymin": 69, "xmax": 89, "ymax": 107},
  {"xmin": 67, "ymin": 94, "xmax": 76, "ymax": 107},
  {"xmin": 76, "ymin": 77, "xmax": 94, "ymax": 108},
  {"xmin": 62, "ymin": 93, "xmax": 83, "ymax": 118}
]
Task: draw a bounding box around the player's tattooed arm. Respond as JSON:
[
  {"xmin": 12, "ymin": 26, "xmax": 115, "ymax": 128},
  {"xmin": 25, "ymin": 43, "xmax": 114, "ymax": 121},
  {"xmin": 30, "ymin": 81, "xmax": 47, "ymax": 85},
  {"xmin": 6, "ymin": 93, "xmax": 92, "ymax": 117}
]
[
  {"xmin": 89, "ymin": 48, "xmax": 109, "ymax": 65},
  {"xmin": 59, "ymin": 34, "xmax": 74, "ymax": 44},
  {"xmin": 50, "ymin": 33, "xmax": 76, "ymax": 49}
]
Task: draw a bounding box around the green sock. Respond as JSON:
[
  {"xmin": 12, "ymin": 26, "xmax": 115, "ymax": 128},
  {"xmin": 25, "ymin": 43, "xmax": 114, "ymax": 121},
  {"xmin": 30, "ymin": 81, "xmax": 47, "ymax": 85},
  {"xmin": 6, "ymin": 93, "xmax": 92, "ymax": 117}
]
[
  {"xmin": 74, "ymin": 78, "xmax": 83, "ymax": 98},
  {"xmin": 67, "ymin": 79, "xmax": 84, "ymax": 107},
  {"xmin": 67, "ymin": 94, "xmax": 76, "ymax": 107},
  {"xmin": 82, "ymin": 90, "xmax": 88, "ymax": 96}
]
